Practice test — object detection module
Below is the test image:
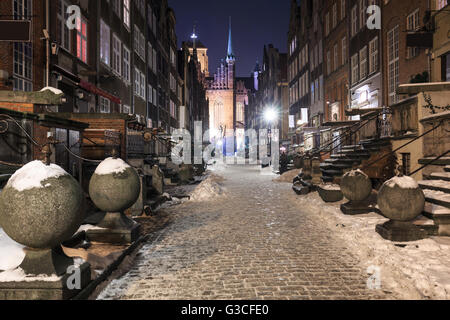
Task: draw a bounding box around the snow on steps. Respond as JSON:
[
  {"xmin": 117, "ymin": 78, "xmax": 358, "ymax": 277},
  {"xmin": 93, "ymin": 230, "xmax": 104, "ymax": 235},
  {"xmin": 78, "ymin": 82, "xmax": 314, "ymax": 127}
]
[
  {"xmin": 430, "ymin": 172, "xmax": 450, "ymax": 182},
  {"xmin": 419, "ymin": 180, "xmax": 450, "ymax": 194},
  {"xmin": 423, "ymin": 189, "xmax": 450, "ymax": 209}
]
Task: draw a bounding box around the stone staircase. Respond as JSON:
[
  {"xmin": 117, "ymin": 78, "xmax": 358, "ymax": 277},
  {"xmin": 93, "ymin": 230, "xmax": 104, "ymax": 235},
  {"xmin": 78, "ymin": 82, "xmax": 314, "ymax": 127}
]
[
  {"xmin": 418, "ymin": 166, "xmax": 450, "ymax": 236},
  {"xmin": 320, "ymin": 139, "xmax": 391, "ymax": 183}
]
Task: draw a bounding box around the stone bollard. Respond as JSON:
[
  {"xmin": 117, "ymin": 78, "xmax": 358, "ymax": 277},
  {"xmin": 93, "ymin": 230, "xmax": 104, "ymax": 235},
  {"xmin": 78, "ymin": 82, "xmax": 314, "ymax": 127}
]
[
  {"xmin": 340, "ymin": 169, "xmax": 374, "ymax": 215},
  {"xmin": 179, "ymin": 164, "xmax": 194, "ymax": 184},
  {"xmin": 88, "ymin": 157, "xmax": 141, "ymax": 245},
  {"xmin": 375, "ymin": 175, "xmax": 427, "ymax": 242},
  {"xmin": 0, "ymin": 160, "xmax": 91, "ymax": 300},
  {"xmin": 303, "ymin": 156, "xmax": 312, "ymax": 181},
  {"xmin": 151, "ymin": 165, "xmax": 165, "ymax": 195},
  {"xmin": 311, "ymin": 157, "xmax": 322, "ymax": 186}
]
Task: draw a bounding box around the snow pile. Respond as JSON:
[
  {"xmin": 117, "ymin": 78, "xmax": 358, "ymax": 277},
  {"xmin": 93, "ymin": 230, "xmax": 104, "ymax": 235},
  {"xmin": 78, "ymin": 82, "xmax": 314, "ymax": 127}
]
[
  {"xmin": 0, "ymin": 229, "xmax": 25, "ymax": 271},
  {"xmin": 40, "ymin": 87, "xmax": 63, "ymax": 95},
  {"xmin": 295, "ymin": 191, "xmax": 450, "ymax": 299},
  {"xmin": 347, "ymin": 169, "xmax": 366, "ymax": 177},
  {"xmin": 190, "ymin": 174, "xmax": 226, "ymax": 201},
  {"xmin": 319, "ymin": 184, "xmax": 341, "ymax": 191},
  {"xmin": 6, "ymin": 161, "xmax": 68, "ymax": 192},
  {"xmin": 385, "ymin": 176, "xmax": 419, "ymax": 189},
  {"xmin": 273, "ymin": 169, "xmax": 300, "ymax": 183},
  {"xmin": 75, "ymin": 224, "xmax": 105, "ymax": 235},
  {"xmin": 0, "ymin": 268, "xmax": 61, "ymax": 282},
  {"xmin": 95, "ymin": 158, "xmax": 131, "ymax": 175}
]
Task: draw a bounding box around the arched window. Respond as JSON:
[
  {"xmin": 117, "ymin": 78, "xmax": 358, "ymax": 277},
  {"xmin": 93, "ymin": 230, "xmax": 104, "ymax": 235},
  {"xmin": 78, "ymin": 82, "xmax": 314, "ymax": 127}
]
[{"xmin": 214, "ymin": 100, "xmax": 224, "ymax": 129}]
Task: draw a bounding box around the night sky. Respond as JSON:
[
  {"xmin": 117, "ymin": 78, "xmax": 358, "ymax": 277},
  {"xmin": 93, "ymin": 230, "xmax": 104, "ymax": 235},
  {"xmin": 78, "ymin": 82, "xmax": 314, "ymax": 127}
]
[{"xmin": 168, "ymin": 0, "xmax": 291, "ymax": 77}]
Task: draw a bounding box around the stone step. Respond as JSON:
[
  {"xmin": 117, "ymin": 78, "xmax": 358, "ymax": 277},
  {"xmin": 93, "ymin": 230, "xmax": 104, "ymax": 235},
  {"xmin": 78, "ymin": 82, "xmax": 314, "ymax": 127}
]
[
  {"xmin": 321, "ymin": 176, "xmax": 334, "ymax": 183},
  {"xmin": 423, "ymin": 202, "xmax": 450, "ymax": 219},
  {"xmin": 412, "ymin": 215, "xmax": 438, "ymax": 236},
  {"xmin": 430, "ymin": 172, "xmax": 450, "ymax": 182},
  {"xmin": 321, "ymin": 169, "xmax": 343, "ymax": 177},
  {"xmin": 423, "ymin": 189, "xmax": 450, "ymax": 209},
  {"xmin": 445, "ymin": 165, "xmax": 450, "ymax": 173},
  {"xmin": 419, "ymin": 180, "xmax": 450, "ymax": 194}
]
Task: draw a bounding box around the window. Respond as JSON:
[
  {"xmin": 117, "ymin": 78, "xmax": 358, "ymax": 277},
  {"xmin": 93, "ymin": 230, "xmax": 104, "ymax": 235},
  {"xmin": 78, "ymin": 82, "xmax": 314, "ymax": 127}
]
[
  {"xmin": 123, "ymin": 45, "xmax": 130, "ymax": 83},
  {"xmin": 325, "ymin": 13, "xmax": 330, "ymax": 36},
  {"xmin": 134, "ymin": 26, "xmax": 145, "ymax": 60},
  {"xmin": 359, "ymin": 46, "xmax": 368, "ymax": 79},
  {"xmin": 148, "ymin": 84, "xmax": 153, "ymax": 103},
  {"xmin": 437, "ymin": 0, "xmax": 448, "ymax": 10},
  {"xmin": 123, "ymin": 0, "xmax": 130, "ymax": 28},
  {"xmin": 236, "ymin": 103, "xmax": 244, "ymax": 123},
  {"xmin": 100, "ymin": 20, "xmax": 110, "ymax": 66},
  {"xmin": 170, "ymin": 48, "xmax": 176, "ymax": 67},
  {"xmin": 341, "ymin": 0, "xmax": 346, "ymax": 20},
  {"xmin": 407, "ymin": 9, "xmax": 420, "ymax": 58},
  {"xmin": 112, "ymin": 0, "xmax": 121, "ymax": 17},
  {"xmin": 135, "ymin": 68, "xmax": 141, "ymax": 96},
  {"xmin": 351, "ymin": 5, "xmax": 358, "ymax": 37},
  {"xmin": 123, "ymin": 105, "xmax": 131, "ymax": 114},
  {"xmin": 332, "ymin": 3, "xmax": 337, "ymax": 29},
  {"xmin": 334, "ymin": 44, "xmax": 338, "ymax": 72},
  {"xmin": 99, "ymin": 97, "xmax": 110, "ymax": 113},
  {"xmin": 153, "ymin": 48, "xmax": 157, "ymax": 73},
  {"xmin": 342, "ymin": 37, "xmax": 347, "ymax": 65},
  {"xmin": 13, "ymin": 0, "xmax": 32, "ymax": 92},
  {"xmin": 351, "ymin": 54, "xmax": 359, "ymax": 84},
  {"xmin": 77, "ymin": 16, "xmax": 88, "ymax": 63},
  {"xmin": 112, "ymin": 34, "xmax": 121, "ymax": 75},
  {"xmin": 148, "ymin": 42, "xmax": 153, "ymax": 72},
  {"xmin": 57, "ymin": 0, "xmax": 70, "ymax": 51},
  {"xmin": 140, "ymin": 72, "xmax": 146, "ymax": 99},
  {"xmin": 327, "ymin": 50, "xmax": 331, "ymax": 75},
  {"xmin": 388, "ymin": 26, "xmax": 399, "ymax": 105},
  {"xmin": 369, "ymin": 37, "xmax": 378, "ymax": 74},
  {"xmin": 401, "ymin": 153, "xmax": 411, "ymax": 175},
  {"xmin": 359, "ymin": 0, "xmax": 366, "ymax": 30}
]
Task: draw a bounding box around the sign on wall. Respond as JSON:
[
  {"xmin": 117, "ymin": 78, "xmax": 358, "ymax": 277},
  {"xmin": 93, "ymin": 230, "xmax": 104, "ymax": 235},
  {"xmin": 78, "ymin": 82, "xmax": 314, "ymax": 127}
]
[{"xmin": 0, "ymin": 21, "xmax": 31, "ymax": 42}]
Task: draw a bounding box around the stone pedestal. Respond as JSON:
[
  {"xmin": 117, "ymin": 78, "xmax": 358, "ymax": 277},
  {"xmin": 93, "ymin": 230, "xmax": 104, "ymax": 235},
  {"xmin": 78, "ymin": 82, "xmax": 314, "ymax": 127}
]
[
  {"xmin": 340, "ymin": 200, "xmax": 374, "ymax": 215},
  {"xmin": 86, "ymin": 212, "xmax": 140, "ymax": 245},
  {"xmin": 151, "ymin": 165, "xmax": 165, "ymax": 195},
  {"xmin": 376, "ymin": 220, "xmax": 428, "ymax": 242},
  {"xmin": 0, "ymin": 262, "xmax": 91, "ymax": 300},
  {"xmin": 130, "ymin": 173, "xmax": 147, "ymax": 217},
  {"xmin": 311, "ymin": 157, "xmax": 322, "ymax": 185},
  {"xmin": 317, "ymin": 185, "xmax": 343, "ymax": 203}
]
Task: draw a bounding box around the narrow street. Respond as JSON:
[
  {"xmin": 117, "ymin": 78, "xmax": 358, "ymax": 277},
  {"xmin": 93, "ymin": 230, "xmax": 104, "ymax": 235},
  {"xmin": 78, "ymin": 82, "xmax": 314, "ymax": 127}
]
[{"xmin": 98, "ymin": 165, "xmax": 392, "ymax": 300}]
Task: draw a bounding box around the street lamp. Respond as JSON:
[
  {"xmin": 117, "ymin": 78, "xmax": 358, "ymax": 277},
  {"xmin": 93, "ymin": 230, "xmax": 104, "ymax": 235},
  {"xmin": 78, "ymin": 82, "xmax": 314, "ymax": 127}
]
[{"xmin": 263, "ymin": 107, "xmax": 279, "ymax": 166}]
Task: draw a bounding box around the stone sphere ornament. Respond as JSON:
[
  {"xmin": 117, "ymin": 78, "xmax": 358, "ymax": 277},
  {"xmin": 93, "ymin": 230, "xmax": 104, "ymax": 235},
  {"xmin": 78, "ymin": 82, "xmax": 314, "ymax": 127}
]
[
  {"xmin": 0, "ymin": 160, "xmax": 90, "ymax": 281},
  {"xmin": 87, "ymin": 157, "xmax": 141, "ymax": 244},
  {"xmin": 340, "ymin": 169, "xmax": 374, "ymax": 215},
  {"xmin": 340, "ymin": 169, "xmax": 372, "ymax": 202},
  {"xmin": 0, "ymin": 160, "xmax": 84, "ymax": 249},
  {"xmin": 375, "ymin": 175, "xmax": 427, "ymax": 242},
  {"xmin": 377, "ymin": 175, "xmax": 425, "ymax": 221},
  {"xmin": 89, "ymin": 157, "xmax": 140, "ymax": 213}
]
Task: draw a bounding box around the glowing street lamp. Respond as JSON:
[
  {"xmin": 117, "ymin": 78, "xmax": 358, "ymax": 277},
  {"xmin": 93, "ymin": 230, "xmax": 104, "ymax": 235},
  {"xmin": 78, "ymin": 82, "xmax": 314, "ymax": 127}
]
[{"xmin": 264, "ymin": 108, "xmax": 278, "ymax": 123}]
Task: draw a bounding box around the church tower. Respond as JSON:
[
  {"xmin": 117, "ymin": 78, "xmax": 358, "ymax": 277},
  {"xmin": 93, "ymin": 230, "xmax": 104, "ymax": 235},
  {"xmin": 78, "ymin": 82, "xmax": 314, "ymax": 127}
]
[{"xmin": 226, "ymin": 17, "xmax": 235, "ymax": 89}]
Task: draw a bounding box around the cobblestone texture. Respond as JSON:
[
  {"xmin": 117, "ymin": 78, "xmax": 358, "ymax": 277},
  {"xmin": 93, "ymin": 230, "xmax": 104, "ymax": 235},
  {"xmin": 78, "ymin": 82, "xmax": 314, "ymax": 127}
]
[{"xmin": 98, "ymin": 165, "xmax": 394, "ymax": 300}]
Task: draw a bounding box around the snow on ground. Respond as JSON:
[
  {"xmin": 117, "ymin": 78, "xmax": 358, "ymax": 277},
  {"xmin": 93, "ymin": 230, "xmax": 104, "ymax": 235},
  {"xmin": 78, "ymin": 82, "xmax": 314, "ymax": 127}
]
[
  {"xmin": 190, "ymin": 173, "xmax": 226, "ymax": 202},
  {"xmin": 94, "ymin": 157, "xmax": 130, "ymax": 175},
  {"xmin": 273, "ymin": 169, "xmax": 300, "ymax": 183},
  {"xmin": 295, "ymin": 192, "xmax": 450, "ymax": 299},
  {"xmin": 0, "ymin": 268, "xmax": 61, "ymax": 282},
  {"xmin": 6, "ymin": 160, "xmax": 68, "ymax": 192},
  {"xmin": 0, "ymin": 228, "xmax": 25, "ymax": 271}
]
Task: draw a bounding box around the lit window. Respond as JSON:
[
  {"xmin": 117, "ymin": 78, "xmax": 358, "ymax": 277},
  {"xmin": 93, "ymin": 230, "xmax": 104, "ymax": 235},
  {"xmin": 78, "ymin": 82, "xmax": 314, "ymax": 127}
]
[
  {"xmin": 123, "ymin": 0, "xmax": 130, "ymax": 28},
  {"xmin": 77, "ymin": 16, "xmax": 88, "ymax": 64}
]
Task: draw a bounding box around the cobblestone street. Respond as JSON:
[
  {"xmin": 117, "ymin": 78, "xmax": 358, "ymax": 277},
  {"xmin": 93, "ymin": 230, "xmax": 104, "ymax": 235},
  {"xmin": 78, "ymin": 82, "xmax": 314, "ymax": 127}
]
[{"xmin": 98, "ymin": 165, "xmax": 394, "ymax": 300}]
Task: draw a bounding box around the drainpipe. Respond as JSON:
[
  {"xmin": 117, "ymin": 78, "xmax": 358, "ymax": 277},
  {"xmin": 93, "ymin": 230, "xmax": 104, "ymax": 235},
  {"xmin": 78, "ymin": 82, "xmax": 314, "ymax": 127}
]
[{"xmin": 45, "ymin": 0, "xmax": 50, "ymax": 87}]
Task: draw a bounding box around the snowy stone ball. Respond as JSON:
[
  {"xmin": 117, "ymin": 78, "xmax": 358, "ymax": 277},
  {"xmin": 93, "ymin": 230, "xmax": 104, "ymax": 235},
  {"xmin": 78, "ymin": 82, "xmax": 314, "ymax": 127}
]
[
  {"xmin": 89, "ymin": 158, "xmax": 140, "ymax": 213},
  {"xmin": 377, "ymin": 176, "xmax": 425, "ymax": 221},
  {"xmin": 340, "ymin": 169, "xmax": 372, "ymax": 202},
  {"xmin": 0, "ymin": 161, "xmax": 84, "ymax": 249}
]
